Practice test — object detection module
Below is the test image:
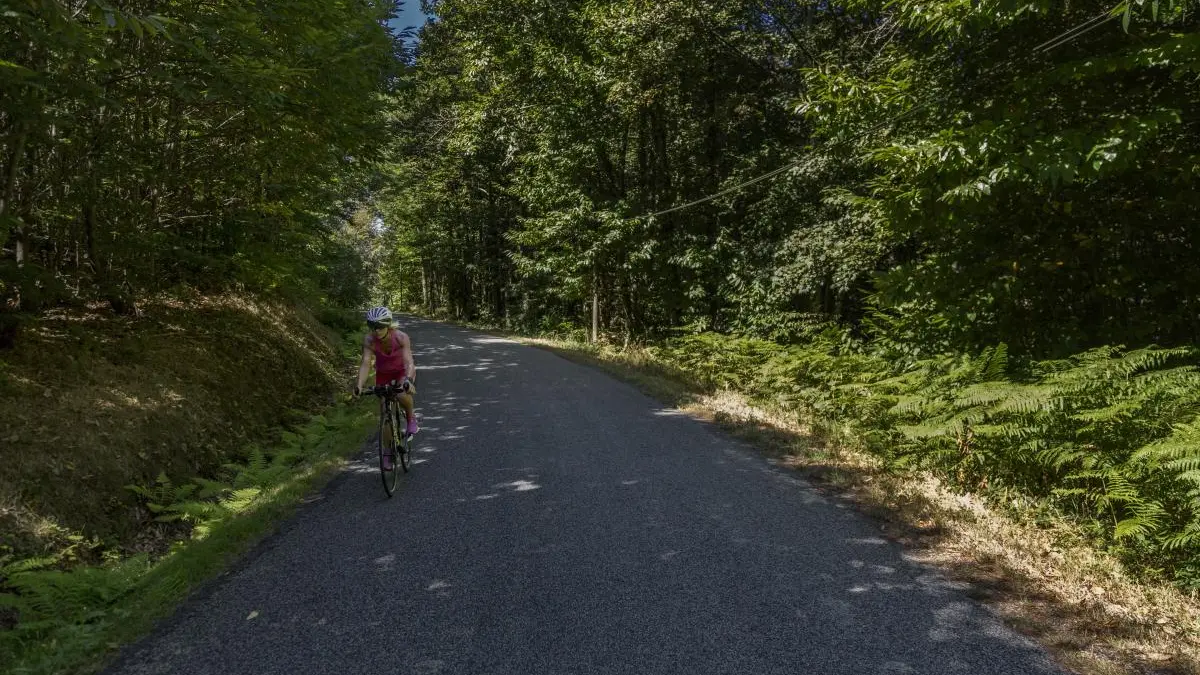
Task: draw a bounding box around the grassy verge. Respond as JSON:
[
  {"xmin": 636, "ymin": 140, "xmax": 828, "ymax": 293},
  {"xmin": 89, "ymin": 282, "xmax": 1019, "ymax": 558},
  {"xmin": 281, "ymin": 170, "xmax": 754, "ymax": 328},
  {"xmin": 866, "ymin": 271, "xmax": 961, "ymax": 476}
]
[
  {"xmin": 0, "ymin": 398, "xmax": 375, "ymax": 675},
  {"xmin": 1, "ymin": 294, "xmax": 347, "ymax": 562},
  {"xmin": 509, "ymin": 334, "xmax": 1198, "ymax": 675},
  {"xmin": 0, "ymin": 293, "xmax": 376, "ymax": 674}
]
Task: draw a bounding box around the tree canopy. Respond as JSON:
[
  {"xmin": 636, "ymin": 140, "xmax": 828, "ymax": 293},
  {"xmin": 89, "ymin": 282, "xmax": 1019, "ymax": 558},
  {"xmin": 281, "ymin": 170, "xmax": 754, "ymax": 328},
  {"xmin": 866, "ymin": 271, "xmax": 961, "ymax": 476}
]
[
  {"xmin": 1, "ymin": 0, "xmax": 407, "ymax": 332},
  {"xmin": 379, "ymin": 0, "xmax": 1198, "ymax": 358}
]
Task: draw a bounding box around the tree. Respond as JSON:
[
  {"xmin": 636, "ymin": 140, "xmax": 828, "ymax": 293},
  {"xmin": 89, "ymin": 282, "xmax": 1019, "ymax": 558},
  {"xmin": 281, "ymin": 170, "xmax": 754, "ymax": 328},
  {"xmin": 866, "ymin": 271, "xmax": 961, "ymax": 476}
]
[{"xmin": 1, "ymin": 0, "xmax": 407, "ymax": 333}]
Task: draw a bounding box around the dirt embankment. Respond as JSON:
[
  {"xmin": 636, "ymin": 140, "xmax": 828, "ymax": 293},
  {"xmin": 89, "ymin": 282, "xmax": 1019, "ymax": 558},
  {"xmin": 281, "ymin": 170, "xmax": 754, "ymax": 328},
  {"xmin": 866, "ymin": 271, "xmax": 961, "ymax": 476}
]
[{"xmin": 0, "ymin": 294, "xmax": 348, "ymax": 564}]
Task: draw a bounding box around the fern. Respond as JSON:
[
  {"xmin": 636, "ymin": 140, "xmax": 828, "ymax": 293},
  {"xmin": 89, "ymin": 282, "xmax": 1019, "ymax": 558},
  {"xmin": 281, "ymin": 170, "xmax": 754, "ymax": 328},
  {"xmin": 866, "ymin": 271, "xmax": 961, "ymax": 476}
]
[
  {"xmin": 193, "ymin": 476, "xmax": 233, "ymax": 500},
  {"xmin": 0, "ymin": 555, "xmax": 151, "ymax": 630},
  {"xmin": 220, "ymin": 488, "xmax": 262, "ymax": 514},
  {"xmin": 649, "ymin": 332, "xmax": 1200, "ymax": 585},
  {"xmin": 126, "ymin": 472, "xmax": 199, "ymax": 523},
  {"xmin": 1162, "ymin": 522, "xmax": 1200, "ymax": 552},
  {"xmin": 1, "ymin": 403, "xmax": 367, "ymax": 673},
  {"xmin": 1114, "ymin": 500, "xmax": 1168, "ymax": 541}
]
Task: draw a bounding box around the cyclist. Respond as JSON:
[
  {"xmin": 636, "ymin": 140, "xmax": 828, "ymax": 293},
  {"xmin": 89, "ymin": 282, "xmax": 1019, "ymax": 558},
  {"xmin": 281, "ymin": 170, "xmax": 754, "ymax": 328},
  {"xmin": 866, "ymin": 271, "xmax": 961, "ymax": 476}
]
[{"xmin": 354, "ymin": 307, "xmax": 419, "ymax": 440}]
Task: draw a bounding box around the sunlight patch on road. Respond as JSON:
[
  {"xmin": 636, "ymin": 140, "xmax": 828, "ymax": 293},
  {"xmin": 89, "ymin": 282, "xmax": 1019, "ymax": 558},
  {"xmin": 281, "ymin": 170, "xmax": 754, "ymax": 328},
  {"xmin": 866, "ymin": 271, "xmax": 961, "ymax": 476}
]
[
  {"xmin": 419, "ymin": 362, "xmax": 514, "ymax": 370},
  {"xmin": 652, "ymin": 408, "xmax": 686, "ymax": 417},
  {"xmin": 495, "ymin": 479, "xmax": 541, "ymax": 492},
  {"xmin": 928, "ymin": 603, "xmax": 972, "ymax": 642},
  {"xmin": 470, "ymin": 337, "xmax": 517, "ymax": 345}
]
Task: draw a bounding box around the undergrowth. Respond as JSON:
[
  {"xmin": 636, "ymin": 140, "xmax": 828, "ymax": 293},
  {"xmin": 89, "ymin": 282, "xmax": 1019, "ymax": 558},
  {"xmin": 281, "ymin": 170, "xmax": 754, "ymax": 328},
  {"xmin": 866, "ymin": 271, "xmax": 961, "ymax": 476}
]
[
  {"xmin": 0, "ymin": 293, "xmax": 373, "ymax": 674},
  {"xmin": 0, "ymin": 401, "xmax": 374, "ymax": 675},
  {"xmin": 644, "ymin": 333, "xmax": 1200, "ymax": 591},
  {"xmin": 0, "ymin": 294, "xmax": 344, "ymax": 562}
]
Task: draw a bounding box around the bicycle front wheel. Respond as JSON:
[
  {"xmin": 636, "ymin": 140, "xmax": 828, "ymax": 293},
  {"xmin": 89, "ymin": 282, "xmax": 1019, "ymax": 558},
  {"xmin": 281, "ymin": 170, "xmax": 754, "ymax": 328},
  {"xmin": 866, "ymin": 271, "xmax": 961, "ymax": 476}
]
[
  {"xmin": 379, "ymin": 402, "xmax": 400, "ymax": 496},
  {"xmin": 395, "ymin": 407, "xmax": 411, "ymax": 474}
]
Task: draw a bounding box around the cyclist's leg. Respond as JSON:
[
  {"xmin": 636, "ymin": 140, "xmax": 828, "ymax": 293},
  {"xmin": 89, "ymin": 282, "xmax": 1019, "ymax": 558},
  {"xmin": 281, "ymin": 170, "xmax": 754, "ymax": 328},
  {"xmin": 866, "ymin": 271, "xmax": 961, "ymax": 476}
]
[
  {"xmin": 397, "ymin": 392, "xmax": 417, "ymax": 434},
  {"xmin": 396, "ymin": 391, "xmax": 414, "ymax": 420}
]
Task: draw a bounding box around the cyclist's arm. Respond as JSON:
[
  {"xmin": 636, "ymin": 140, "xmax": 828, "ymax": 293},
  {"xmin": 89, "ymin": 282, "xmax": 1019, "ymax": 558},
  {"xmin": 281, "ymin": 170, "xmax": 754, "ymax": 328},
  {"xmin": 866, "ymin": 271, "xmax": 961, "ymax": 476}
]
[
  {"xmin": 355, "ymin": 345, "xmax": 374, "ymax": 393},
  {"xmin": 402, "ymin": 333, "xmax": 416, "ymax": 383}
]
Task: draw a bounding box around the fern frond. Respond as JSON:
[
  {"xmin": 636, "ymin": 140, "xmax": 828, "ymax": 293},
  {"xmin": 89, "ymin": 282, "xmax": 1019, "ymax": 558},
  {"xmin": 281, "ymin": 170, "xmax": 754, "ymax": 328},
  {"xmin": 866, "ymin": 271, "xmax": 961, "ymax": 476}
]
[
  {"xmin": 220, "ymin": 487, "xmax": 262, "ymax": 513},
  {"xmin": 193, "ymin": 477, "xmax": 232, "ymax": 500},
  {"xmin": 164, "ymin": 501, "xmax": 227, "ymax": 524},
  {"xmin": 1035, "ymin": 443, "xmax": 1088, "ymax": 470},
  {"xmin": 978, "ymin": 343, "xmax": 1008, "ymax": 380},
  {"xmin": 1, "ymin": 556, "xmax": 57, "ymax": 576},
  {"xmin": 1161, "ymin": 524, "xmax": 1200, "ymax": 551}
]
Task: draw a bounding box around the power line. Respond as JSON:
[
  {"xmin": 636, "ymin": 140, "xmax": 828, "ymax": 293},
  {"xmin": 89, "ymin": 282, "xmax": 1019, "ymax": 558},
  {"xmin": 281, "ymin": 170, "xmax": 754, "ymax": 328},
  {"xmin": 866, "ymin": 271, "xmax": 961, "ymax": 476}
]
[
  {"xmin": 1032, "ymin": 10, "xmax": 1116, "ymax": 54},
  {"xmin": 625, "ymin": 6, "xmax": 1123, "ymax": 223},
  {"xmin": 630, "ymin": 163, "xmax": 799, "ymax": 220}
]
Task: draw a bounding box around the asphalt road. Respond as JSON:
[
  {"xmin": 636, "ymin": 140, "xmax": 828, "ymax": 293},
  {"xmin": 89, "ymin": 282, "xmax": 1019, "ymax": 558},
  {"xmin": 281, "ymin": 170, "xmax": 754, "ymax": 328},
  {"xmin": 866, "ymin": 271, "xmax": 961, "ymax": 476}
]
[{"xmin": 107, "ymin": 319, "xmax": 1062, "ymax": 675}]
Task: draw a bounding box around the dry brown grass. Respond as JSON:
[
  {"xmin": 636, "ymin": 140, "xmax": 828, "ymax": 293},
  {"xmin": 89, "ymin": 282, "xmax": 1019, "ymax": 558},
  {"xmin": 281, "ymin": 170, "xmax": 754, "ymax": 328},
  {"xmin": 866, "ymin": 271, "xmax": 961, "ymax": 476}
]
[
  {"xmin": 530, "ymin": 337, "xmax": 1200, "ymax": 675},
  {"xmin": 0, "ymin": 294, "xmax": 344, "ymax": 563}
]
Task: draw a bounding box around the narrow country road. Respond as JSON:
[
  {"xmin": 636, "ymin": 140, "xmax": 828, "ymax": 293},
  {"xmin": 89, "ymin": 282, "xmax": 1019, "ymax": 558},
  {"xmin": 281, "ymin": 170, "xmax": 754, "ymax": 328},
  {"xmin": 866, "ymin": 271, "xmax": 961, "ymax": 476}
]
[{"xmin": 107, "ymin": 319, "xmax": 1062, "ymax": 675}]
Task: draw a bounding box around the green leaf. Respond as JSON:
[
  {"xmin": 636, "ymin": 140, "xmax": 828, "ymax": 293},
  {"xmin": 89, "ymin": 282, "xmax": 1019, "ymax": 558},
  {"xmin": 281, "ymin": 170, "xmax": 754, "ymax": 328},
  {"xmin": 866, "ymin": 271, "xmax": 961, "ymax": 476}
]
[{"xmin": 143, "ymin": 15, "xmax": 169, "ymax": 36}]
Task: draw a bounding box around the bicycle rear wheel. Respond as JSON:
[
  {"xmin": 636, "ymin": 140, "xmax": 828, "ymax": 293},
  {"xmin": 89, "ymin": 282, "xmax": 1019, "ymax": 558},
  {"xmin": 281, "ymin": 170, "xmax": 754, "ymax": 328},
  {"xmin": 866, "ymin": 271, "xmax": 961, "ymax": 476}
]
[{"xmin": 379, "ymin": 401, "xmax": 400, "ymax": 496}]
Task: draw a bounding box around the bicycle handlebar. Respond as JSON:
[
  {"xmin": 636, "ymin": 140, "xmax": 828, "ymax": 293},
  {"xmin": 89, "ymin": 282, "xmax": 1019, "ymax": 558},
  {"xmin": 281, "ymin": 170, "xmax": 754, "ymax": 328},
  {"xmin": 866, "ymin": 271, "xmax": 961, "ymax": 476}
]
[{"xmin": 365, "ymin": 380, "xmax": 411, "ymax": 396}]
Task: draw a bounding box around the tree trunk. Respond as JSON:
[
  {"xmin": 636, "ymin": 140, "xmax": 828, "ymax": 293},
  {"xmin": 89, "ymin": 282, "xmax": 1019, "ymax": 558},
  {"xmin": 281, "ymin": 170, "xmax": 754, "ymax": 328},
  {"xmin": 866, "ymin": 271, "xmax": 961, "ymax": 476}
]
[
  {"xmin": 0, "ymin": 130, "xmax": 27, "ymax": 250},
  {"xmin": 420, "ymin": 262, "xmax": 429, "ymax": 309},
  {"xmin": 592, "ymin": 268, "xmax": 600, "ymax": 344}
]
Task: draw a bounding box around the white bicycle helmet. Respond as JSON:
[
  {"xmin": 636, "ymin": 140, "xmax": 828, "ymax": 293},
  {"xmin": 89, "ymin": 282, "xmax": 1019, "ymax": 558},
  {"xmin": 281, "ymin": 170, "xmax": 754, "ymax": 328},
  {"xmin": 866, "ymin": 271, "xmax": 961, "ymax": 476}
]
[{"xmin": 366, "ymin": 306, "xmax": 394, "ymax": 326}]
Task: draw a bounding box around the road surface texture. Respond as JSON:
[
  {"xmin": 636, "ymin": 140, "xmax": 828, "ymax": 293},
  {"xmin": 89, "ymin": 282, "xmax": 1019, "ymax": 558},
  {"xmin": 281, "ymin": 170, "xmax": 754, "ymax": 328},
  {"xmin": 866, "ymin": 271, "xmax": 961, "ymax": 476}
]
[{"xmin": 107, "ymin": 319, "xmax": 1062, "ymax": 675}]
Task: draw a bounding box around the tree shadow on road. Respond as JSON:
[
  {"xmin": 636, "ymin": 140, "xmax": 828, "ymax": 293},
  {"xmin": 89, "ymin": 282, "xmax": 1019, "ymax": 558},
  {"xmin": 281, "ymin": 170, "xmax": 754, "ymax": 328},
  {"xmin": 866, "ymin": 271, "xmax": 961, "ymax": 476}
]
[{"xmin": 534, "ymin": 342, "xmax": 1196, "ymax": 675}]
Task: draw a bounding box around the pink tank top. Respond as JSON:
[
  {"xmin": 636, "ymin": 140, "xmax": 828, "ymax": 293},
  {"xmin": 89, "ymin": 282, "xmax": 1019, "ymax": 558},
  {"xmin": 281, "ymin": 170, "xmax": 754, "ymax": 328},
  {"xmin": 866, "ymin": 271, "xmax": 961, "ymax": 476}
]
[{"xmin": 366, "ymin": 330, "xmax": 407, "ymax": 376}]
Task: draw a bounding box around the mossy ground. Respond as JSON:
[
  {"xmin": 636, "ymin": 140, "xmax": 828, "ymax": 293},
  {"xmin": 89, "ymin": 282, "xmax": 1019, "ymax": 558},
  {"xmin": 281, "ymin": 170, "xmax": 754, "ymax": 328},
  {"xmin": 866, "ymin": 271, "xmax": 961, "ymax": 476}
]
[
  {"xmin": 0, "ymin": 293, "xmax": 344, "ymax": 564},
  {"xmin": 0, "ymin": 293, "xmax": 376, "ymax": 674}
]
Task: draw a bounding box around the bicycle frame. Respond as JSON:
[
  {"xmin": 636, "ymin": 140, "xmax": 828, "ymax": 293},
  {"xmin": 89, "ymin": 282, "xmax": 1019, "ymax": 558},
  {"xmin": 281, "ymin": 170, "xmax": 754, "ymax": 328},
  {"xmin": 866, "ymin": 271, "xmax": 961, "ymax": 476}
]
[{"xmin": 368, "ymin": 381, "xmax": 413, "ymax": 495}]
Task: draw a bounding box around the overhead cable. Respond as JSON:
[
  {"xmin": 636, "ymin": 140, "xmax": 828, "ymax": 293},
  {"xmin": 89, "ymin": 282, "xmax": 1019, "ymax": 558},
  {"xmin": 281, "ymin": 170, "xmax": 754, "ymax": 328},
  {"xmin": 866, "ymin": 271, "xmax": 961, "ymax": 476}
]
[{"xmin": 625, "ymin": 6, "xmax": 1124, "ymax": 222}]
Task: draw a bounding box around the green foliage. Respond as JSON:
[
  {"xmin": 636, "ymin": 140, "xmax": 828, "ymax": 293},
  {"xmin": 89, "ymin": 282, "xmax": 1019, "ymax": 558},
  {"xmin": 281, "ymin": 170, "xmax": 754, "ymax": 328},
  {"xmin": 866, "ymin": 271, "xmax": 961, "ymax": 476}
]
[
  {"xmin": 0, "ymin": 0, "xmax": 404, "ymax": 326},
  {"xmin": 648, "ymin": 332, "xmax": 1200, "ymax": 587},
  {"xmin": 380, "ymin": 0, "xmax": 1200, "ymax": 356},
  {"xmin": 0, "ymin": 404, "xmax": 373, "ymax": 674},
  {"xmin": 125, "ymin": 472, "xmax": 199, "ymax": 524},
  {"xmin": 381, "ymin": 0, "xmax": 857, "ymax": 333},
  {"xmin": 123, "ymin": 428, "xmax": 332, "ymax": 541}
]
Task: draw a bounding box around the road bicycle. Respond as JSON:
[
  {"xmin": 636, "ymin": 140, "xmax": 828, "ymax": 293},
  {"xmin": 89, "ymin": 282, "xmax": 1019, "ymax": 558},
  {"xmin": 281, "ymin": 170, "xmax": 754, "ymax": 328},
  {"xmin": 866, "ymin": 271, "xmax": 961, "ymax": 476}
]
[{"xmin": 365, "ymin": 380, "xmax": 413, "ymax": 496}]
